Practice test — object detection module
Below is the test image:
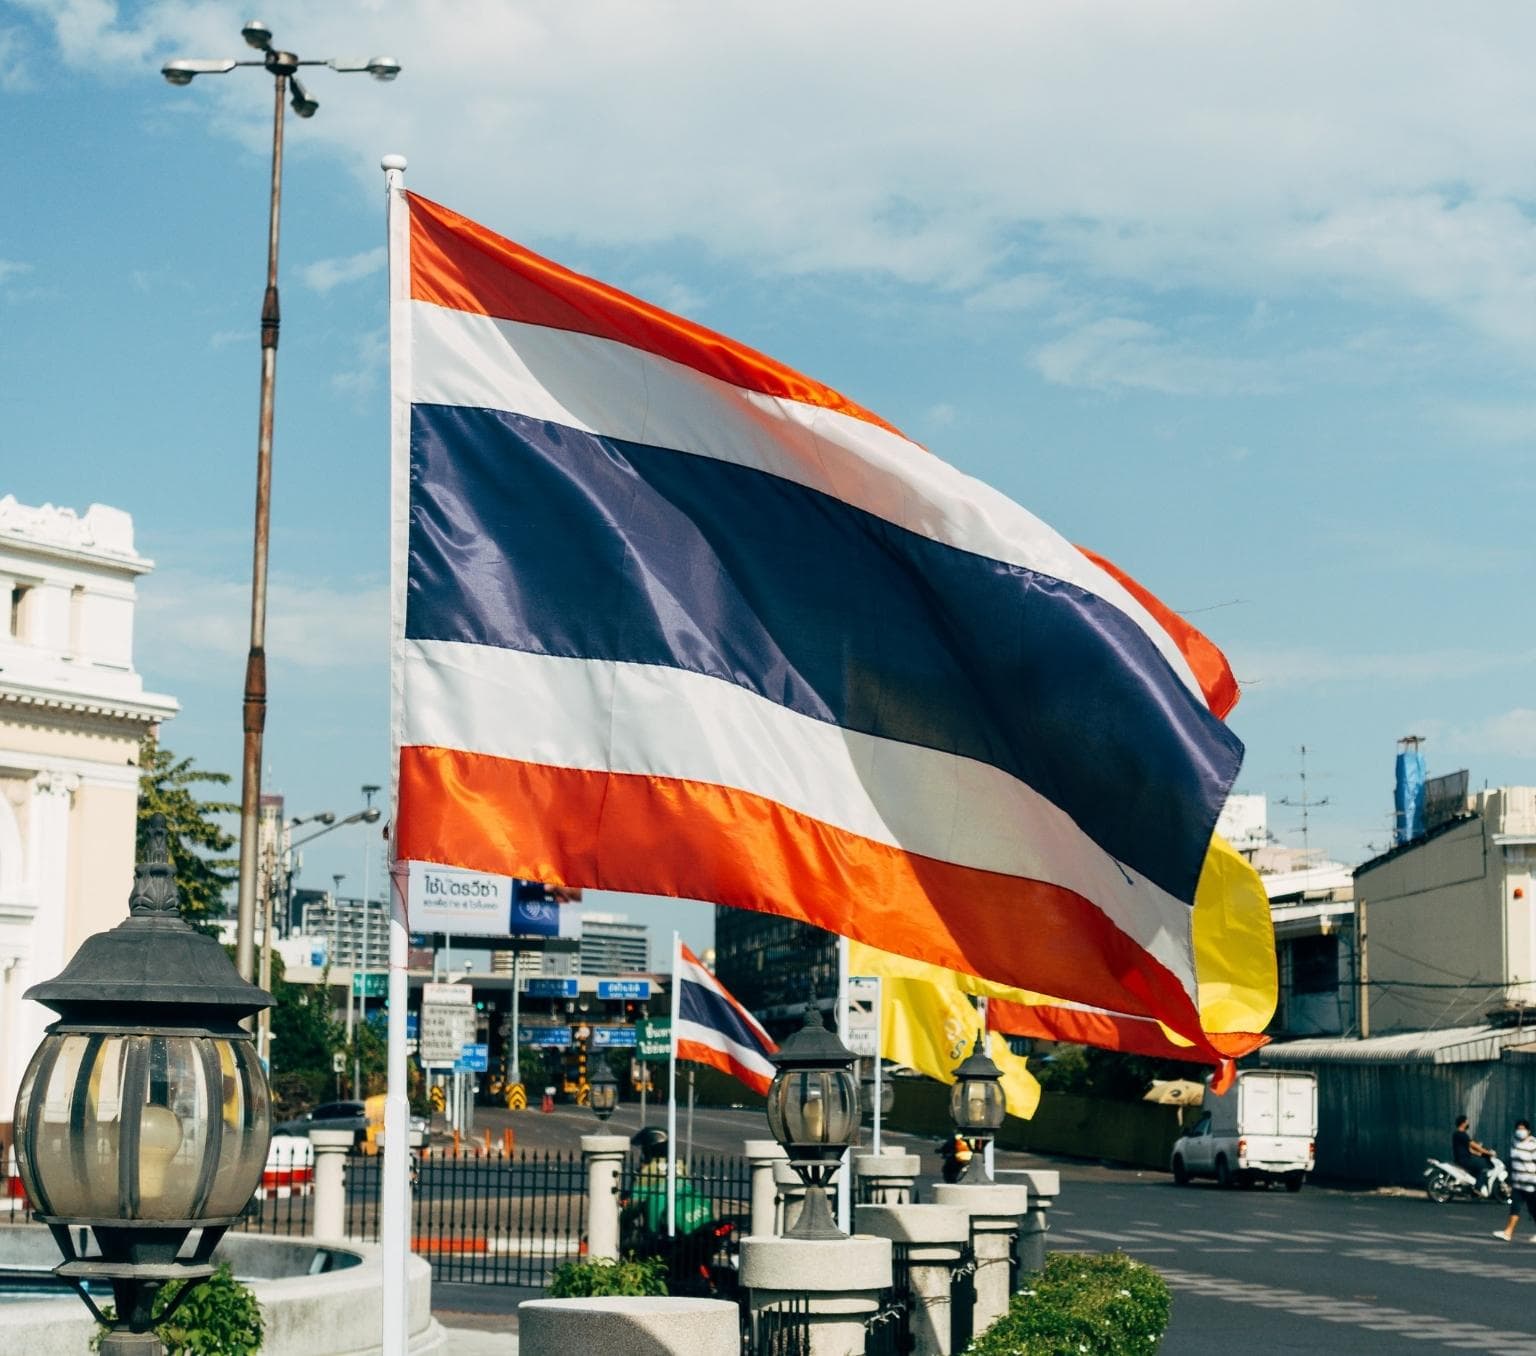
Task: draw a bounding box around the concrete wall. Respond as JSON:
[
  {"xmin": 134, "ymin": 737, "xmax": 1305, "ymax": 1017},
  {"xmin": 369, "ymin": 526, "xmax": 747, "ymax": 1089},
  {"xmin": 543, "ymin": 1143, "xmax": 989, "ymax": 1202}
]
[{"xmin": 886, "ymin": 1078, "xmax": 1188, "ymax": 1171}]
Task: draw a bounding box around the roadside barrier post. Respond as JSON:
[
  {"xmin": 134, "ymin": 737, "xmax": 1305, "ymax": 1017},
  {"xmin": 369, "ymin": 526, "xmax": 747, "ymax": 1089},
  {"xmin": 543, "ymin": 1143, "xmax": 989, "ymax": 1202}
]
[
  {"xmin": 310, "ymin": 1129, "xmax": 355, "ymax": 1239},
  {"xmin": 996, "ymin": 1168, "xmax": 1059, "ymax": 1274},
  {"xmin": 581, "ymin": 1133, "xmax": 629, "ymax": 1261},
  {"xmin": 933, "ymin": 1182, "xmax": 1030, "ymax": 1332},
  {"xmin": 744, "ymin": 1139, "xmax": 788, "ymax": 1238},
  {"xmin": 856, "ymin": 1203, "xmax": 971, "ymax": 1356}
]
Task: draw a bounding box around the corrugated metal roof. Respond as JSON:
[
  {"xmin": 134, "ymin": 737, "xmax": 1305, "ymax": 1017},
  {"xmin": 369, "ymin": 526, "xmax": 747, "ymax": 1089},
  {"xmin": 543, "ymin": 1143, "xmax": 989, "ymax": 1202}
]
[{"xmin": 1259, "ymin": 1024, "xmax": 1529, "ymax": 1066}]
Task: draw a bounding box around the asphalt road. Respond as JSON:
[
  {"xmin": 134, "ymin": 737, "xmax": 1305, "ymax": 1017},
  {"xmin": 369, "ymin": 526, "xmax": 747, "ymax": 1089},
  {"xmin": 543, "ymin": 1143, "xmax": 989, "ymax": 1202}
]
[{"xmin": 450, "ymin": 1103, "xmax": 1536, "ymax": 1352}]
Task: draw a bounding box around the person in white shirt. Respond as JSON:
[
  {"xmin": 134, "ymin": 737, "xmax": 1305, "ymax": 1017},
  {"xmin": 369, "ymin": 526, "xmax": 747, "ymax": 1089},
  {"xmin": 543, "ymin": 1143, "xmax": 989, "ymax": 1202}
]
[{"xmin": 1493, "ymin": 1118, "xmax": 1536, "ymax": 1242}]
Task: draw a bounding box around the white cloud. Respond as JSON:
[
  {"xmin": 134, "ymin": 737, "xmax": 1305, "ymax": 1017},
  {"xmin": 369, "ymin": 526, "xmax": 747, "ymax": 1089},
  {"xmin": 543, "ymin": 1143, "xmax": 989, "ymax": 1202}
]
[
  {"xmin": 0, "ymin": 26, "xmax": 33, "ymax": 91},
  {"xmin": 1436, "ymin": 709, "xmax": 1536, "ymax": 761},
  {"xmin": 24, "ymin": 3, "xmax": 1536, "ymax": 354},
  {"xmin": 137, "ymin": 571, "xmax": 389, "ymax": 679},
  {"xmin": 301, "ymin": 246, "xmax": 386, "ymax": 295},
  {"xmin": 0, "ymin": 258, "xmax": 30, "ymax": 290},
  {"xmin": 1230, "ymin": 645, "xmax": 1534, "ymax": 690},
  {"xmin": 1445, "ymin": 401, "xmax": 1536, "ymax": 447},
  {"xmin": 331, "ymin": 328, "xmax": 387, "ymax": 400},
  {"xmin": 1033, "ymin": 317, "xmax": 1279, "ymax": 396}
]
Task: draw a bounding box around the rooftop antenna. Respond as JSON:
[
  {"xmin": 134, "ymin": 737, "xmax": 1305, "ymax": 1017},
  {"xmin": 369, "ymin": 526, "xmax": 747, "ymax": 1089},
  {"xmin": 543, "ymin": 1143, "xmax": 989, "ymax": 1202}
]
[{"xmin": 1278, "ymin": 744, "xmax": 1330, "ymax": 860}]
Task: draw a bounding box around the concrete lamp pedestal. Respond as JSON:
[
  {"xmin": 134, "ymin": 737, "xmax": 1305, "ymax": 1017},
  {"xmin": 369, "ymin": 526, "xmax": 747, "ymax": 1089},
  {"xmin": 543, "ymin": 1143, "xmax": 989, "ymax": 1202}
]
[
  {"xmin": 744, "ymin": 1139, "xmax": 788, "ymax": 1238},
  {"xmin": 856, "ymin": 1204, "xmax": 971, "ymax": 1356},
  {"xmin": 309, "ymin": 1129, "xmax": 355, "ymax": 1240},
  {"xmin": 995, "ymin": 1168, "xmax": 1060, "ymax": 1273},
  {"xmin": 520, "ymin": 1297, "xmax": 741, "ymax": 1355},
  {"xmin": 740, "ymin": 1234, "xmax": 891, "ymax": 1356},
  {"xmin": 581, "ymin": 1134, "xmax": 630, "ymax": 1261},
  {"xmin": 853, "ymin": 1148, "xmax": 921, "ymax": 1205},
  {"xmin": 932, "ymin": 1182, "xmax": 1030, "ymax": 1335}
]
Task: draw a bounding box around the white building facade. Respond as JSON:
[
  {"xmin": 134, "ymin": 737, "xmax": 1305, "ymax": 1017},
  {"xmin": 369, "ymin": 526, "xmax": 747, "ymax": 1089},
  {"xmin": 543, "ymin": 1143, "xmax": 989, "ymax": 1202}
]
[{"xmin": 0, "ymin": 496, "xmax": 177, "ymax": 1141}]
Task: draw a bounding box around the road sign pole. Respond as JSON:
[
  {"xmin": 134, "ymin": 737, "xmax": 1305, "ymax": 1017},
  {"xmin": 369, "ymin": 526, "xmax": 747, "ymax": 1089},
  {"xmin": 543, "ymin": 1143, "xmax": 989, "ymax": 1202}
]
[{"xmin": 510, "ymin": 947, "xmax": 521, "ymax": 1088}]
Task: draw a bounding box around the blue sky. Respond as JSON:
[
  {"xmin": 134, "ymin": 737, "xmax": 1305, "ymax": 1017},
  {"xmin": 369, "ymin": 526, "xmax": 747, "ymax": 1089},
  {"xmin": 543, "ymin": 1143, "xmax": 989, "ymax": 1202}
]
[{"xmin": 5, "ymin": 2, "xmax": 1536, "ymax": 958}]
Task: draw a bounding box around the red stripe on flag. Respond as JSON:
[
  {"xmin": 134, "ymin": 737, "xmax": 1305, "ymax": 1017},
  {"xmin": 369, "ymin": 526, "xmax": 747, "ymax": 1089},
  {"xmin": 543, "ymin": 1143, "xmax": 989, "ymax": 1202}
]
[
  {"xmin": 986, "ymin": 995, "xmax": 1265, "ymax": 1064},
  {"xmin": 676, "ymin": 1038, "xmax": 774, "ymax": 1096},
  {"xmin": 395, "ymin": 745, "xmax": 1205, "ymax": 1040},
  {"xmin": 1076, "ymin": 546, "xmax": 1240, "ymax": 720},
  {"xmin": 406, "ymin": 192, "xmax": 903, "ymax": 438}
]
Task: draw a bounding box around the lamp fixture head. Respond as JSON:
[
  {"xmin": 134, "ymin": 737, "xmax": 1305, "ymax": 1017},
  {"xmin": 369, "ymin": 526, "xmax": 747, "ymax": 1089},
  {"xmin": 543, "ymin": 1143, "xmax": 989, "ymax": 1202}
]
[{"xmin": 241, "ymin": 19, "xmax": 272, "ymax": 50}]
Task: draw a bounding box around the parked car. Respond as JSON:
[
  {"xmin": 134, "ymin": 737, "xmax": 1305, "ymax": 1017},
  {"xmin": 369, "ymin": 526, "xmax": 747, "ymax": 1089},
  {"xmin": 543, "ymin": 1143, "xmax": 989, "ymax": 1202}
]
[
  {"xmin": 274, "ymin": 1100, "xmax": 369, "ymax": 1145},
  {"xmin": 274, "ymin": 1099, "xmax": 430, "ymax": 1149},
  {"xmin": 1171, "ymin": 1070, "xmax": 1317, "ymax": 1191}
]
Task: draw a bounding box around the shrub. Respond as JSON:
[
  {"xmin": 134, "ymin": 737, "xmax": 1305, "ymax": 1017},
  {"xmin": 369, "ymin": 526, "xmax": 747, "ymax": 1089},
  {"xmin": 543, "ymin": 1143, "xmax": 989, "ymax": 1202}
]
[
  {"xmin": 92, "ymin": 1263, "xmax": 264, "ymax": 1356},
  {"xmin": 965, "ymin": 1251, "xmax": 1170, "ymax": 1356},
  {"xmin": 546, "ymin": 1255, "xmax": 670, "ymax": 1298}
]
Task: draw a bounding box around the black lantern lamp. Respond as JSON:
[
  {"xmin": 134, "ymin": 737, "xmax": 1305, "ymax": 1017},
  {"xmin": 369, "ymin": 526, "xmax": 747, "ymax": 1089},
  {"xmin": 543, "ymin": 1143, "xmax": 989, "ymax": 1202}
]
[
  {"xmin": 949, "ymin": 1035, "xmax": 1007, "ymax": 1183},
  {"xmin": 588, "ymin": 1061, "xmax": 619, "ymax": 1122},
  {"xmin": 11, "ymin": 817, "xmax": 273, "ymax": 1354},
  {"xmin": 860, "ymin": 1059, "xmax": 896, "ymax": 1122},
  {"xmin": 765, "ymin": 992, "xmax": 860, "ymax": 1239}
]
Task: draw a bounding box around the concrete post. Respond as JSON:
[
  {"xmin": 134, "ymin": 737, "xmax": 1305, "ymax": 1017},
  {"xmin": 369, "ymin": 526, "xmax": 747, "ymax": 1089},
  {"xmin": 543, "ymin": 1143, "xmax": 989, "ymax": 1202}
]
[
  {"xmin": 996, "ymin": 1168, "xmax": 1059, "ymax": 1274},
  {"xmin": 744, "ymin": 1139, "xmax": 788, "ymax": 1239},
  {"xmin": 520, "ymin": 1296, "xmax": 741, "ymax": 1354},
  {"xmin": 853, "ymin": 1148, "xmax": 921, "ymax": 1205},
  {"xmin": 740, "ymin": 1234, "xmax": 891, "ymax": 1356},
  {"xmin": 309, "ymin": 1129, "xmax": 354, "ymax": 1240},
  {"xmin": 581, "ymin": 1134, "xmax": 629, "ymax": 1262},
  {"xmin": 933, "ymin": 1182, "xmax": 1029, "ymax": 1334},
  {"xmin": 772, "ymin": 1160, "xmax": 807, "ymax": 1236},
  {"xmin": 856, "ymin": 1204, "xmax": 970, "ymax": 1356}
]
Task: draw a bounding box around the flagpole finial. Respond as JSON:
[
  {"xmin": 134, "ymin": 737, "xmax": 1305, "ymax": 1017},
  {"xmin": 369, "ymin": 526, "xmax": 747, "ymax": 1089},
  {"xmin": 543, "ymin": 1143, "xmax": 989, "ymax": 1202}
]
[{"xmin": 381, "ymin": 153, "xmax": 407, "ymax": 172}]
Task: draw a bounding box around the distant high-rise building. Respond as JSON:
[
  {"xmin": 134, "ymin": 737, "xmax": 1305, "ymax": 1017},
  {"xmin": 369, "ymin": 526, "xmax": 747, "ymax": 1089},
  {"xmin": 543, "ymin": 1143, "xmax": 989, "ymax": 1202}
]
[
  {"xmin": 578, "ymin": 912, "xmax": 650, "ymax": 974},
  {"xmin": 300, "ymin": 892, "xmax": 389, "ymax": 971}
]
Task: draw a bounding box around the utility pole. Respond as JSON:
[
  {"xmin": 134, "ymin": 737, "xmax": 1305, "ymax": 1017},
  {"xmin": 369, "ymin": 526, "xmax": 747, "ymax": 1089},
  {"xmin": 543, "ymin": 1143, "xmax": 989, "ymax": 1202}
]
[{"xmin": 1356, "ymin": 893, "xmax": 1370, "ymax": 1039}]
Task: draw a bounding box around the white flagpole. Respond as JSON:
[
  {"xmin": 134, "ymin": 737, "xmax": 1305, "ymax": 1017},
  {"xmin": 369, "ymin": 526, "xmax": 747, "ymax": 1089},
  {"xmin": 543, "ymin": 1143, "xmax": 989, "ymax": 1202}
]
[
  {"xmin": 976, "ymin": 994, "xmax": 995, "ymax": 1181},
  {"xmin": 836, "ymin": 933, "xmax": 851, "ymax": 1234},
  {"xmin": 666, "ymin": 930, "xmax": 681, "ymax": 1237},
  {"xmin": 380, "ymin": 152, "xmax": 412, "ymax": 1356},
  {"xmin": 872, "ymin": 975, "xmax": 883, "ymax": 1155}
]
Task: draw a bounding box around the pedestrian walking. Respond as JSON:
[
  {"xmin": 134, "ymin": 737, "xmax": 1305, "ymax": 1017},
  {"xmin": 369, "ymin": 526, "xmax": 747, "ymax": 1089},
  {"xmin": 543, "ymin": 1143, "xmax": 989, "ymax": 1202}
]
[{"xmin": 1493, "ymin": 1118, "xmax": 1536, "ymax": 1242}]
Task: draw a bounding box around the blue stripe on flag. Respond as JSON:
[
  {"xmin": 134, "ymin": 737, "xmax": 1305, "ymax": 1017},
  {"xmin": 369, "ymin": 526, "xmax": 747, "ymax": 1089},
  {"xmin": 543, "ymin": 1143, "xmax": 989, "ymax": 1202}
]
[
  {"xmin": 406, "ymin": 403, "xmax": 1242, "ymax": 903},
  {"xmin": 678, "ymin": 978, "xmax": 773, "ymax": 1061}
]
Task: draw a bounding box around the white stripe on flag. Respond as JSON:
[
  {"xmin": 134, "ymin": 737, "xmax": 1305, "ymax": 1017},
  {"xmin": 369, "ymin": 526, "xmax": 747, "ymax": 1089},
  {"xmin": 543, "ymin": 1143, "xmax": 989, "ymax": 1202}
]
[
  {"xmin": 401, "ymin": 638, "xmax": 1196, "ymax": 990},
  {"xmin": 408, "ymin": 301, "xmax": 1202, "ymax": 702}
]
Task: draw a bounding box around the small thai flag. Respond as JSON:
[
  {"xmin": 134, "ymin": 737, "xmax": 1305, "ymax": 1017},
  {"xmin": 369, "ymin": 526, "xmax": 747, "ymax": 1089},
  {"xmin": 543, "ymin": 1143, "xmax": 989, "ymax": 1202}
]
[{"xmin": 672, "ymin": 941, "xmax": 777, "ymax": 1095}]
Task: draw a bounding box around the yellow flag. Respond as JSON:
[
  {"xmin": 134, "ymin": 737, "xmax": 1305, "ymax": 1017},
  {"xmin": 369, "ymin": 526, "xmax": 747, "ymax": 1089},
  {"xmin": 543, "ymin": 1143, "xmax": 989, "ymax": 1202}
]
[
  {"xmin": 851, "ymin": 832, "xmax": 1276, "ymax": 1057},
  {"xmin": 864, "ymin": 967, "xmax": 1041, "ymax": 1120}
]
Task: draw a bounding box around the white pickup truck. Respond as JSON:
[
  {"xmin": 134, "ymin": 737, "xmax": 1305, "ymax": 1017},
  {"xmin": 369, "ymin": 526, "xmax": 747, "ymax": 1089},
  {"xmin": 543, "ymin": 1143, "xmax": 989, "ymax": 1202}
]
[{"xmin": 1170, "ymin": 1070, "xmax": 1317, "ymax": 1192}]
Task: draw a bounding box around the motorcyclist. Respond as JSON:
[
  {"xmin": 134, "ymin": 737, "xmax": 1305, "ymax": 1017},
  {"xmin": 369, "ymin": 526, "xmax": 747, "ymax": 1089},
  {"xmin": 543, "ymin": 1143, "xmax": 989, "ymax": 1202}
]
[
  {"xmin": 1453, "ymin": 1114, "xmax": 1495, "ymax": 1195},
  {"xmin": 622, "ymin": 1127, "xmax": 714, "ymax": 1241},
  {"xmin": 938, "ymin": 1131, "xmax": 973, "ymax": 1184}
]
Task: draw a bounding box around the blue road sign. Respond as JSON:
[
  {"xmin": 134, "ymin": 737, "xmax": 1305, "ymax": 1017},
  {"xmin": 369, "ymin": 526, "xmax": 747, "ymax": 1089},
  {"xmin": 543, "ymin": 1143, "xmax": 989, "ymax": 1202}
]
[
  {"xmin": 455, "ymin": 1042, "xmax": 489, "ymax": 1073},
  {"xmin": 406, "ymin": 1013, "xmax": 419, "ymax": 1039},
  {"xmin": 591, "ymin": 1026, "xmax": 638, "ymax": 1048},
  {"xmin": 596, "ymin": 979, "xmax": 652, "ymax": 1000},
  {"xmin": 524, "ymin": 977, "xmax": 579, "ymax": 998},
  {"xmin": 518, "ymin": 1025, "xmax": 573, "ymax": 1047}
]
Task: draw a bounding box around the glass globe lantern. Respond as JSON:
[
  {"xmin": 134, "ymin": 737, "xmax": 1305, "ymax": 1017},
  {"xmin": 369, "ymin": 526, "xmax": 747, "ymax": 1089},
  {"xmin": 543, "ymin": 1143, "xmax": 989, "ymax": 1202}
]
[
  {"xmin": 588, "ymin": 1062, "xmax": 619, "ymax": 1121},
  {"xmin": 860, "ymin": 1059, "xmax": 896, "ymax": 1122},
  {"xmin": 949, "ymin": 1036, "xmax": 1007, "ymax": 1183},
  {"xmin": 764, "ymin": 995, "xmax": 860, "ymax": 1239},
  {"xmin": 12, "ymin": 817, "xmax": 273, "ymax": 1352}
]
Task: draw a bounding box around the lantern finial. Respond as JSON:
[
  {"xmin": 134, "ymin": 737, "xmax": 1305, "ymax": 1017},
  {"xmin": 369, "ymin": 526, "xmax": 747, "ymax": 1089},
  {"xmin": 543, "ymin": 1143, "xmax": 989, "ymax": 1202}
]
[{"xmin": 129, "ymin": 813, "xmax": 181, "ymax": 917}]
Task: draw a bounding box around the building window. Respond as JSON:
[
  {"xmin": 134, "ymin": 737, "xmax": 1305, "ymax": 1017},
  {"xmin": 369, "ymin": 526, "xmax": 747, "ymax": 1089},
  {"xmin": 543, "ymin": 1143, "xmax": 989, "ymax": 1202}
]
[
  {"xmin": 1291, "ymin": 934, "xmax": 1339, "ymax": 995},
  {"xmin": 9, "ymin": 584, "xmax": 30, "ymax": 640}
]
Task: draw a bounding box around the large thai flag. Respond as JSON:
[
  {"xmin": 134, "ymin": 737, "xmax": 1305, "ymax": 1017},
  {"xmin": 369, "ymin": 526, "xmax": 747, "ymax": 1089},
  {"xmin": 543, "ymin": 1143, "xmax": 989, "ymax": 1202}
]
[
  {"xmin": 387, "ymin": 190, "xmax": 1246, "ymax": 1047},
  {"xmin": 673, "ymin": 941, "xmax": 778, "ymax": 1095}
]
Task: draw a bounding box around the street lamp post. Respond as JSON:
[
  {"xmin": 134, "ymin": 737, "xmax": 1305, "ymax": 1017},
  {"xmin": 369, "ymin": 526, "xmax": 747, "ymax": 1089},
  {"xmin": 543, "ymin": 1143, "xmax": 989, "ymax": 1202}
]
[
  {"xmin": 11, "ymin": 818, "xmax": 273, "ymax": 1355},
  {"xmin": 161, "ymin": 23, "xmax": 400, "ymax": 987},
  {"xmin": 949, "ymin": 1036, "xmax": 1007, "ymax": 1184},
  {"xmin": 258, "ymin": 809, "xmax": 333, "ymax": 1068},
  {"xmin": 764, "ymin": 994, "xmax": 861, "ymax": 1240}
]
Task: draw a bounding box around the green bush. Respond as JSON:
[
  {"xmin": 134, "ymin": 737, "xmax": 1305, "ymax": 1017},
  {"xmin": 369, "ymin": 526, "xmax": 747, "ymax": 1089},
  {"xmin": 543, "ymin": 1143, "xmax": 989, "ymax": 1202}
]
[
  {"xmin": 965, "ymin": 1252, "xmax": 1170, "ymax": 1356},
  {"xmin": 546, "ymin": 1255, "xmax": 669, "ymax": 1298},
  {"xmin": 92, "ymin": 1263, "xmax": 264, "ymax": 1356}
]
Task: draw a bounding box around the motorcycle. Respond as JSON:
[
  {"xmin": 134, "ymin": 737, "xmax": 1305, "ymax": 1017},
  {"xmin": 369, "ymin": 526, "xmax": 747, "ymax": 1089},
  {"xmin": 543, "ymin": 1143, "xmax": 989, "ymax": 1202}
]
[{"xmin": 1424, "ymin": 1153, "xmax": 1512, "ymax": 1205}]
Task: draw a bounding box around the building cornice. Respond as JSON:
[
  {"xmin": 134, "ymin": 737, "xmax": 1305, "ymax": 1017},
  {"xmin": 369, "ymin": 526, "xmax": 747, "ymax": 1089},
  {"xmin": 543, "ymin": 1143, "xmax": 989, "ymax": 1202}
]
[{"xmin": 0, "ymin": 679, "xmax": 178, "ymax": 728}]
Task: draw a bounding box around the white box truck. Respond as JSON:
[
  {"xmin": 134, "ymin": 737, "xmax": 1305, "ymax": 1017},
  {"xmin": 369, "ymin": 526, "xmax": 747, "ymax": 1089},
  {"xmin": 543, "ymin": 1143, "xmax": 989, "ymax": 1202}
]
[{"xmin": 1170, "ymin": 1069, "xmax": 1317, "ymax": 1191}]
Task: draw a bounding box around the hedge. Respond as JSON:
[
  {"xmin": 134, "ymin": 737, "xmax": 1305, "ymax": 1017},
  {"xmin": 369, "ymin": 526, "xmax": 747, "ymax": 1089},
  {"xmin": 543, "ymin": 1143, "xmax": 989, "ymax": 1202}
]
[{"xmin": 964, "ymin": 1251, "xmax": 1170, "ymax": 1355}]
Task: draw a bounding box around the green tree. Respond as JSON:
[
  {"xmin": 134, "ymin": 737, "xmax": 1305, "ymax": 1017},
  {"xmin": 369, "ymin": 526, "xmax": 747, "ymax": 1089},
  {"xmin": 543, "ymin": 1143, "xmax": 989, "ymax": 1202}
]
[
  {"xmin": 268, "ymin": 953, "xmax": 345, "ymax": 1118},
  {"xmin": 136, "ymin": 737, "xmax": 237, "ymax": 935}
]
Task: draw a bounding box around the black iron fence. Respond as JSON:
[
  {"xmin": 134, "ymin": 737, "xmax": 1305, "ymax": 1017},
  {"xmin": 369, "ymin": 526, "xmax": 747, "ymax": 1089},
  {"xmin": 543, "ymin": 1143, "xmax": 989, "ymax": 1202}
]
[
  {"xmin": 618, "ymin": 1148, "xmax": 752, "ymax": 1298},
  {"xmin": 742, "ymin": 1294, "xmax": 812, "ymax": 1356}
]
